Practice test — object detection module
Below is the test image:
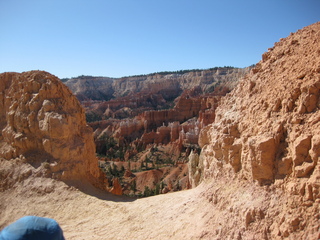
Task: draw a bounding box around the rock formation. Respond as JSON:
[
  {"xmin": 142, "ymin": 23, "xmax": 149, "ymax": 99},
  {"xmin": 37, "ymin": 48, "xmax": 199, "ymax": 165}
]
[
  {"xmin": 0, "ymin": 71, "xmax": 103, "ymax": 188},
  {"xmin": 194, "ymin": 21, "xmax": 320, "ymax": 239}
]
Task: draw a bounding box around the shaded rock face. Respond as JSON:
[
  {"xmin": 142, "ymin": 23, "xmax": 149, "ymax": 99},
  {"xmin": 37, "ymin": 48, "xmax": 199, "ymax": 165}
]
[
  {"xmin": 0, "ymin": 71, "xmax": 102, "ymax": 186},
  {"xmin": 64, "ymin": 76, "xmax": 114, "ymax": 101},
  {"xmin": 196, "ymin": 22, "xmax": 320, "ymax": 239}
]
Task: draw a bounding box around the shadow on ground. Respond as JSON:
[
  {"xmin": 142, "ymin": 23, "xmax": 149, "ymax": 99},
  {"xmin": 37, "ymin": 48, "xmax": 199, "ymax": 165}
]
[{"xmin": 65, "ymin": 180, "xmax": 137, "ymax": 203}]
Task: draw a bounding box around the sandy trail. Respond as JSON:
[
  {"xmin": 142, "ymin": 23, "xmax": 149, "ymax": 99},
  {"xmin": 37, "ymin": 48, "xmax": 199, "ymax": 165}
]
[
  {"xmin": 0, "ymin": 177, "xmax": 213, "ymax": 240},
  {"xmin": 3, "ymin": 172, "xmax": 315, "ymax": 239}
]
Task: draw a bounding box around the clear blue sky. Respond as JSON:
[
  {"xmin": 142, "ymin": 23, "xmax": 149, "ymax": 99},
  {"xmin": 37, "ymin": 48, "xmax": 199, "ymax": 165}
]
[{"xmin": 0, "ymin": 0, "xmax": 319, "ymax": 78}]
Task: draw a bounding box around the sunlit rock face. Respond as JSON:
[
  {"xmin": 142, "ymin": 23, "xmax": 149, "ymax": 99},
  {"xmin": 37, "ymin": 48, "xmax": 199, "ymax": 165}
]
[
  {"xmin": 0, "ymin": 71, "xmax": 102, "ymax": 186},
  {"xmin": 198, "ymin": 22, "xmax": 320, "ymax": 185}
]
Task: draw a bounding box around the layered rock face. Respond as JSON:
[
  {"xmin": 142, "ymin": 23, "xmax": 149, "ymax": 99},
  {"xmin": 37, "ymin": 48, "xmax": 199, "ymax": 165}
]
[
  {"xmin": 0, "ymin": 71, "xmax": 102, "ymax": 187},
  {"xmin": 196, "ymin": 22, "xmax": 320, "ymax": 238}
]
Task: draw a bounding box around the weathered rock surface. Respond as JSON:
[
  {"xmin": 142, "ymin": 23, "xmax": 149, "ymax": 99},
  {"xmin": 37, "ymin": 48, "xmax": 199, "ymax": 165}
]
[
  {"xmin": 196, "ymin": 21, "xmax": 320, "ymax": 239},
  {"xmin": 0, "ymin": 71, "xmax": 103, "ymax": 188}
]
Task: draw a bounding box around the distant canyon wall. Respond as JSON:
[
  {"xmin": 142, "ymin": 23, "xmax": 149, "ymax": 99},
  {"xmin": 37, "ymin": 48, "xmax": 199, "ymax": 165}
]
[{"xmin": 64, "ymin": 67, "xmax": 252, "ymax": 101}]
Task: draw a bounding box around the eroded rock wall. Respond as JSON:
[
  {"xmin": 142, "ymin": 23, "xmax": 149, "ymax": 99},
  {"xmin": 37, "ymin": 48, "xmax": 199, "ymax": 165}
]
[{"xmin": 198, "ymin": 22, "xmax": 320, "ymax": 185}]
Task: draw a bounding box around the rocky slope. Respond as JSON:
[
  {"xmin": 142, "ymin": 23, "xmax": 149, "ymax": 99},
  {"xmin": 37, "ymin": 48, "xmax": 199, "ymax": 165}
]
[
  {"xmin": 191, "ymin": 21, "xmax": 320, "ymax": 239},
  {"xmin": 0, "ymin": 71, "xmax": 103, "ymax": 189}
]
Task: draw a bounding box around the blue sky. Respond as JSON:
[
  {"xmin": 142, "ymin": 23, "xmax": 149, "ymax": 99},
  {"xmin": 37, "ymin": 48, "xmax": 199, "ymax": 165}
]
[{"xmin": 0, "ymin": 0, "xmax": 319, "ymax": 78}]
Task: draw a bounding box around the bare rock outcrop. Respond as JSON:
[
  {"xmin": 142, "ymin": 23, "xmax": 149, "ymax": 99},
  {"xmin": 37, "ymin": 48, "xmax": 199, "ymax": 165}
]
[
  {"xmin": 0, "ymin": 71, "xmax": 102, "ymax": 187},
  {"xmin": 196, "ymin": 22, "xmax": 320, "ymax": 239}
]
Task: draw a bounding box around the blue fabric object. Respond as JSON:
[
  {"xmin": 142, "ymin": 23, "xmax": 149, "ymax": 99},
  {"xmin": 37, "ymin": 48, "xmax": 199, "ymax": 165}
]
[{"xmin": 0, "ymin": 216, "xmax": 65, "ymax": 240}]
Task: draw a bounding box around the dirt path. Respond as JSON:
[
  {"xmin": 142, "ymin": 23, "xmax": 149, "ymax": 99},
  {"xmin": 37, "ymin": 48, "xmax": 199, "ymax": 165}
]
[{"xmin": 0, "ymin": 177, "xmax": 212, "ymax": 239}]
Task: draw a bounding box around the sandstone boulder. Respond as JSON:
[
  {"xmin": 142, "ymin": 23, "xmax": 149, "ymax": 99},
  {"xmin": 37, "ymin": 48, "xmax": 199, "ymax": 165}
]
[{"xmin": 0, "ymin": 71, "xmax": 103, "ymax": 187}]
